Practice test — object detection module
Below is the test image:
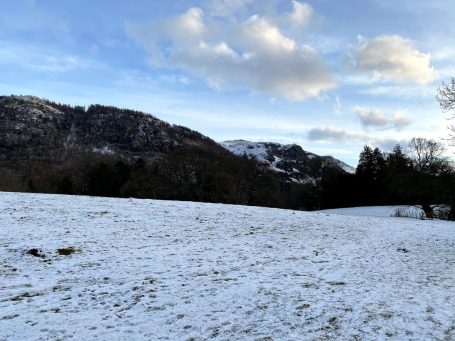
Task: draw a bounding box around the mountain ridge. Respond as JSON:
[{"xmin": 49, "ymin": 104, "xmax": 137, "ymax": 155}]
[
  {"xmin": 0, "ymin": 95, "xmax": 224, "ymax": 162},
  {"xmin": 0, "ymin": 95, "xmax": 354, "ymax": 178}
]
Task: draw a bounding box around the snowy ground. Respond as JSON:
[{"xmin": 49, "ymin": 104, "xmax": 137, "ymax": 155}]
[
  {"xmin": 318, "ymin": 205, "xmax": 425, "ymax": 219},
  {"xmin": 1, "ymin": 192, "xmax": 454, "ymax": 340}
]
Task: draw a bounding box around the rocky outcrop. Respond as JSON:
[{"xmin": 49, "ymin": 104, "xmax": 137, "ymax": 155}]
[{"xmin": 221, "ymin": 140, "xmax": 355, "ymax": 183}]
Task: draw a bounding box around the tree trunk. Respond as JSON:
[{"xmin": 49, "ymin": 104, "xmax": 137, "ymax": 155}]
[{"xmin": 421, "ymin": 203, "xmax": 433, "ymax": 219}]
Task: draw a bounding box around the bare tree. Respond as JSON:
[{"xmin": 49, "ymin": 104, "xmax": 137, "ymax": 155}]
[
  {"xmin": 437, "ymin": 78, "xmax": 455, "ymax": 144},
  {"xmin": 437, "ymin": 78, "xmax": 455, "ymax": 111},
  {"xmin": 408, "ymin": 137, "xmax": 450, "ymax": 176},
  {"xmin": 407, "ymin": 138, "xmax": 453, "ymax": 219}
]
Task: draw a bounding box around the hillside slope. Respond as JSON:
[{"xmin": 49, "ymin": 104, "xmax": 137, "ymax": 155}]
[
  {"xmin": 0, "ymin": 95, "xmax": 223, "ymax": 162},
  {"xmin": 1, "ymin": 192, "xmax": 454, "ymax": 340}
]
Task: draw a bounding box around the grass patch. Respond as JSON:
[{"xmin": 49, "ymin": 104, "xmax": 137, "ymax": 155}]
[
  {"xmin": 329, "ymin": 316, "xmax": 337, "ymax": 324},
  {"xmin": 327, "ymin": 281, "xmax": 346, "ymax": 286},
  {"xmin": 57, "ymin": 247, "xmax": 77, "ymax": 256},
  {"xmin": 296, "ymin": 303, "xmax": 310, "ymax": 310},
  {"xmin": 9, "ymin": 292, "xmax": 42, "ymax": 301}
]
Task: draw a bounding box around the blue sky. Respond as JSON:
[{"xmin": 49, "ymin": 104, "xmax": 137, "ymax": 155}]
[{"xmin": 1, "ymin": 0, "xmax": 454, "ymax": 165}]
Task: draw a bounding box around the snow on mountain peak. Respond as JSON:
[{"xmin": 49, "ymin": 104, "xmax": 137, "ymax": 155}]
[
  {"xmin": 221, "ymin": 139, "xmax": 356, "ymax": 183},
  {"xmin": 221, "ymin": 140, "xmax": 269, "ymax": 163}
]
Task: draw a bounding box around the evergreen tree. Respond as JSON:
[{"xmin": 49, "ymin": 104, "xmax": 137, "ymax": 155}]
[
  {"xmin": 356, "ymin": 145, "xmax": 387, "ymax": 205},
  {"xmin": 386, "ymin": 144, "xmax": 410, "ymax": 173},
  {"xmin": 357, "ymin": 146, "xmax": 386, "ymax": 181}
]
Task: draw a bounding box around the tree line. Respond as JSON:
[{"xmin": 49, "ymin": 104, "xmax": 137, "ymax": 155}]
[
  {"xmin": 353, "ymin": 139, "xmax": 454, "ymax": 219},
  {"xmin": 1, "ymin": 136, "xmax": 453, "ymax": 219},
  {"xmin": 0, "ymin": 147, "xmax": 298, "ymax": 209}
]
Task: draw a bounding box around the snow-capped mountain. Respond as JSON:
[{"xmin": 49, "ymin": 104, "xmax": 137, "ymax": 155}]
[{"xmin": 222, "ymin": 140, "xmax": 355, "ymax": 184}]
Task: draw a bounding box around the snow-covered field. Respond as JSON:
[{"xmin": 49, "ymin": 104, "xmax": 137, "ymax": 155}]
[
  {"xmin": 1, "ymin": 192, "xmax": 454, "ymax": 340},
  {"xmin": 318, "ymin": 205, "xmax": 425, "ymax": 218}
]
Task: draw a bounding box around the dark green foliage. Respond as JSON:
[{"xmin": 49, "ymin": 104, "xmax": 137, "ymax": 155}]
[
  {"xmin": 356, "ymin": 146, "xmax": 386, "ymax": 181},
  {"xmin": 355, "ymin": 146, "xmax": 387, "ymax": 205}
]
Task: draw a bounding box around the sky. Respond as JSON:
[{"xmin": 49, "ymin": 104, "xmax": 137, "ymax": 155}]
[{"xmin": 1, "ymin": 0, "xmax": 455, "ymax": 166}]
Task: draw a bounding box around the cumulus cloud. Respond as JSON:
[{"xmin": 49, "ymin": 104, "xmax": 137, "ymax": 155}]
[
  {"xmin": 355, "ymin": 106, "xmax": 410, "ymax": 130},
  {"xmin": 353, "ymin": 35, "xmax": 436, "ymax": 84},
  {"xmin": 356, "ymin": 106, "xmax": 388, "ymax": 128},
  {"xmin": 392, "ymin": 111, "xmax": 411, "ymax": 129},
  {"xmin": 125, "ymin": 6, "xmax": 335, "ymax": 101}
]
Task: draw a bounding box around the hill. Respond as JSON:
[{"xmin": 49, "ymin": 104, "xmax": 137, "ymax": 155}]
[{"xmin": 0, "ymin": 95, "xmax": 223, "ymax": 162}]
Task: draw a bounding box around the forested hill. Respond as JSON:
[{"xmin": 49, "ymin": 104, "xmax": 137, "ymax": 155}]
[
  {"xmin": 0, "ymin": 95, "xmax": 357, "ymax": 210},
  {"xmin": 0, "ymin": 95, "xmax": 224, "ymax": 162}
]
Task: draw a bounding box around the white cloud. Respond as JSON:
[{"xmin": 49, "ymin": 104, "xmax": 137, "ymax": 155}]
[
  {"xmin": 307, "ymin": 126, "xmax": 366, "ymax": 143},
  {"xmin": 355, "ymin": 106, "xmax": 411, "ymax": 130},
  {"xmin": 356, "ymin": 106, "xmax": 388, "ymax": 128},
  {"xmin": 353, "ymin": 35, "xmax": 436, "ymax": 84},
  {"xmin": 307, "ymin": 126, "xmax": 412, "ymax": 151},
  {"xmin": 392, "ymin": 111, "xmax": 411, "ymax": 129},
  {"xmin": 125, "ymin": 7, "xmax": 335, "ymax": 101},
  {"xmin": 288, "ymin": 1, "xmax": 313, "ymax": 28},
  {"xmin": 242, "ymin": 15, "xmax": 296, "ymax": 53}
]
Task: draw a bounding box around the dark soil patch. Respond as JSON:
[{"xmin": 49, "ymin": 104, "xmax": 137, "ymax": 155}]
[{"xmin": 26, "ymin": 248, "xmax": 45, "ymax": 258}]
